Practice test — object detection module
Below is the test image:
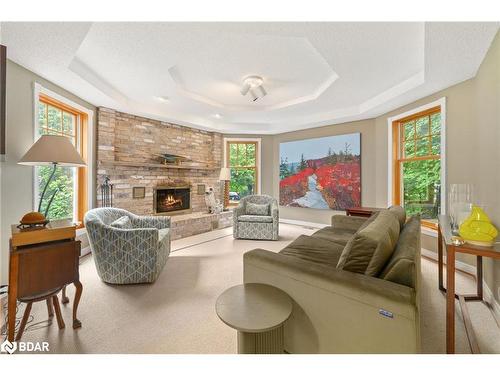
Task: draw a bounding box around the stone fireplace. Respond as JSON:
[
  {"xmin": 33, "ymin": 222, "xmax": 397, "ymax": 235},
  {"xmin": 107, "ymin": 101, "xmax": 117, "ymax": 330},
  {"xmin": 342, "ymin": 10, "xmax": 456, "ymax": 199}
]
[
  {"xmin": 154, "ymin": 186, "xmax": 191, "ymax": 214},
  {"xmin": 96, "ymin": 107, "xmax": 223, "ymax": 215}
]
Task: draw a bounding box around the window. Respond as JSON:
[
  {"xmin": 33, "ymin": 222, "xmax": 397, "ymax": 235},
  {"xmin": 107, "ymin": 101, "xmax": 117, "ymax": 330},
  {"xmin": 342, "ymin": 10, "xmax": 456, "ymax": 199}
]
[
  {"xmin": 35, "ymin": 93, "xmax": 88, "ymax": 223},
  {"xmin": 392, "ymin": 106, "xmax": 442, "ymax": 227},
  {"xmin": 225, "ymin": 140, "xmax": 259, "ymax": 204}
]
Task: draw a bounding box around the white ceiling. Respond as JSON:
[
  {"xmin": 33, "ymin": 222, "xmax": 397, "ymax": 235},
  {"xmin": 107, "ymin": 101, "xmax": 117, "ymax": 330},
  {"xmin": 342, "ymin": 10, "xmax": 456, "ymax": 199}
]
[{"xmin": 1, "ymin": 22, "xmax": 498, "ymax": 134}]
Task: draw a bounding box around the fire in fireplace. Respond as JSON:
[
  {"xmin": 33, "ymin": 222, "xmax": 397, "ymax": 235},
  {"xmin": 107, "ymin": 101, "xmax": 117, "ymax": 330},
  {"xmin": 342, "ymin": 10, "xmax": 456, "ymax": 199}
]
[{"xmin": 154, "ymin": 186, "xmax": 191, "ymax": 214}]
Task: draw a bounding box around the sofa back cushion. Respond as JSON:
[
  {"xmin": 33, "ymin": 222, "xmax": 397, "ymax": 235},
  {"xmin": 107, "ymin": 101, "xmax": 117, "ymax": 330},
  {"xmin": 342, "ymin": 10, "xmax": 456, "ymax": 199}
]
[
  {"xmin": 246, "ymin": 202, "xmax": 269, "ymax": 216},
  {"xmin": 337, "ymin": 210, "xmax": 400, "ymax": 276},
  {"xmin": 379, "ymin": 215, "xmax": 421, "ymax": 288},
  {"xmin": 388, "ymin": 205, "xmax": 406, "ymax": 229}
]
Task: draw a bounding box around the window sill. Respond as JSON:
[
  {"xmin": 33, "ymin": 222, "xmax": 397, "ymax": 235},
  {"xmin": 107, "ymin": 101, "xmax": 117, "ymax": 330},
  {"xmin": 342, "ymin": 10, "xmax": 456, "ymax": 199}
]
[{"xmin": 421, "ymin": 225, "xmax": 438, "ymax": 238}]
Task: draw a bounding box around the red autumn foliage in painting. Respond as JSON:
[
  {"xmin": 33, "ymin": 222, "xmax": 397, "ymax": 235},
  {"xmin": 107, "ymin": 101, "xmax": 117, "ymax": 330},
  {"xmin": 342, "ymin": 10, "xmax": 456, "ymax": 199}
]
[
  {"xmin": 314, "ymin": 161, "xmax": 360, "ymax": 209},
  {"xmin": 279, "ymin": 167, "xmax": 314, "ymax": 206},
  {"xmin": 279, "ymin": 157, "xmax": 361, "ymax": 210}
]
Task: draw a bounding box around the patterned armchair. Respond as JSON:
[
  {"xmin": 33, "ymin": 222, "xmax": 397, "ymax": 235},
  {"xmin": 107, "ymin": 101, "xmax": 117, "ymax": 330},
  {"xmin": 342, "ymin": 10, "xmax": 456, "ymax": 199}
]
[
  {"xmin": 233, "ymin": 195, "xmax": 279, "ymax": 240},
  {"xmin": 84, "ymin": 208, "xmax": 171, "ymax": 284}
]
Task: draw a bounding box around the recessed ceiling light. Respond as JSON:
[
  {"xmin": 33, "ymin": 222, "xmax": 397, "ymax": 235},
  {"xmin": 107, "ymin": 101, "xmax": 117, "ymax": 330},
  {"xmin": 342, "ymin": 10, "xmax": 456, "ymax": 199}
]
[
  {"xmin": 155, "ymin": 96, "xmax": 169, "ymax": 103},
  {"xmin": 214, "ymin": 113, "xmax": 222, "ymax": 119}
]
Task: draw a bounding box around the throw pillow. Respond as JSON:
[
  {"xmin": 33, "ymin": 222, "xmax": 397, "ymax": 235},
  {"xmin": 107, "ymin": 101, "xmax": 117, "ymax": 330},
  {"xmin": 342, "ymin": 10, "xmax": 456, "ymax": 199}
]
[
  {"xmin": 110, "ymin": 216, "xmax": 132, "ymax": 229},
  {"xmin": 388, "ymin": 205, "xmax": 406, "ymax": 229},
  {"xmin": 337, "ymin": 210, "xmax": 400, "ymax": 276},
  {"xmin": 246, "ymin": 202, "xmax": 270, "ymax": 216},
  {"xmin": 380, "ymin": 215, "xmax": 421, "ymax": 288}
]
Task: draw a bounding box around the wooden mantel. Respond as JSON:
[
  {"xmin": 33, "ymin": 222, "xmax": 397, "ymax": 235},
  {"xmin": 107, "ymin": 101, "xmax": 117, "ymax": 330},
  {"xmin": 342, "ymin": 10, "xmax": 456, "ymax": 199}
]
[{"xmin": 99, "ymin": 160, "xmax": 219, "ymax": 171}]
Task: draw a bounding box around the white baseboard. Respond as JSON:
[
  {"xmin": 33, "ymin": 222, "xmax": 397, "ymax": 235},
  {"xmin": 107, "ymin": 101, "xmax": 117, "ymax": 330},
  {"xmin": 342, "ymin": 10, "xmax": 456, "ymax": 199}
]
[
  {"xmin": 279, "ymin": 218, "xmax": 328, "ymax": 229},
  {"xmin": 421, "ymin": 248, "xmax": 500, "ymax": 326}
]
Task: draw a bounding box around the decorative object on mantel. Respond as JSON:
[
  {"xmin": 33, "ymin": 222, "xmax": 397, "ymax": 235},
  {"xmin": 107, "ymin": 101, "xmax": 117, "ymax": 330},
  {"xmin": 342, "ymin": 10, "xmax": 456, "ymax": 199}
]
[
  {"xmin": 197, "ymin": 184, "xmax": 206, "ymax": 195},
  {"xmin": 100, "ymin": 176, "xmax": 113, "ymax": 207},
  {"xmin": 18, "ymin": 135, "xmax": 86, "ymax": 224},
  {"xmin": 132, "ymin": 186, "xmax": 146, "ymax": 199},
  {"xmin": 205, "ymin": 187, "xmax": 223, "ymax": 214},
  {"xmin": 159, "ymin": 153, "xmax": 191, "ymax": 165},
  {"xmin": 459, "ymin": 205, "xmax": 498, "ymax": 247},
  {"xmin": 219, "ymin": 167, "xmax": 231, "ymax": 210}
]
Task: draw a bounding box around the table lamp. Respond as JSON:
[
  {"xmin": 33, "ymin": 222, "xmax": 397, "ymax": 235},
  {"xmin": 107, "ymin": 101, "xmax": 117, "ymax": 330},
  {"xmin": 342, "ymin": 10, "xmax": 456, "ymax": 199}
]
[
  {"xmin": 219, "ymin": 167, "xmax": 231, "ymax": 210},
  {"xmin": 18, "ymin": 135, "xmax": 86, "ymax": 226}
]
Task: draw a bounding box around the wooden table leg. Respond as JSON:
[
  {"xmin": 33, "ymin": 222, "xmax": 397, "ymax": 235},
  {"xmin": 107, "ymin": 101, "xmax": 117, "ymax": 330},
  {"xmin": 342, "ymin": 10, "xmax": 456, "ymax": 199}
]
[
  {"xmin": 46, "ymin": 298, "xmax": 54, "ymax": 317},
  {"xmin": 7, "ymin": 252, "xmax": 19, "ymax": 342},
  {"xmin": 476, "ymin": 256, "xmax": 483, "ymax": 300},
  {"xmin": 52, "ymin": 295, "xmax": 65, "ymax": 329},
  {"xmin": 446, "ymin": 245, "xmax": 456, "ymax": 354},
  {"xmin": 72, "ymin": 280, "xmax": 83, "ymax": 329},
  {"xmin": 61, "ymin": 285, "xmax": 70, "ymax": 304},
  {"xmin": 15, "ymin": 302, "xmax": 32, "ymax": 341},
  {"xmin": 438, "ymin": 225, "xmax": 445, "ymax": 291}
]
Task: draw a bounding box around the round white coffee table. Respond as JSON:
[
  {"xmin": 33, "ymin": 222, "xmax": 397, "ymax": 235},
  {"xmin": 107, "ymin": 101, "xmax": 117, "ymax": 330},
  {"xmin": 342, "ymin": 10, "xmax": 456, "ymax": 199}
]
[{"xmin": 216, "ymin": 283, "xmax": 292, "ymax": 354}]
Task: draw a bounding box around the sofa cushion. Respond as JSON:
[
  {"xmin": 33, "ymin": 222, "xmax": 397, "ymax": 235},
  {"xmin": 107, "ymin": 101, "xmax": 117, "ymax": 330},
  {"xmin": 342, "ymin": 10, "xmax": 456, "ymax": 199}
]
[
  {"xmin": 380, "ymin": 215, "xmax": 421, "ymax": 288},
  {"xmin": 246, "ymin": 202, "xmax": 270, "ymax": 216},
  {"xmin": 238, "ymin": 214, "xmax": 273, "ymax": 223},
  {"xmin": 280, "ymin": 235, "xmax": 345, "ymax": 268},
  {"xmin": 337, "ymin": 210, "xmax": 400, "ymax": 276},
  {"xmin": 388, "ymin": 205, "xmax": 406, "ymax": 229},
  {"xmin": 312, "ymin": 226, "xmax": 356, "ymax": 246},
  {"xmin": 110, "ymin": 216, "xmax": 132, "ymax": 229}
]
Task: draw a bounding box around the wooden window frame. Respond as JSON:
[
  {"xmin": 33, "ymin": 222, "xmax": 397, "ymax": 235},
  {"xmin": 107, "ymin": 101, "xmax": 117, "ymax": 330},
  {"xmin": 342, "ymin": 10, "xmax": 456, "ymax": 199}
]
[
  {"xmin": 37, "ymin": 93, "xmax": 88, "ymax": 226},
  {"xmin": 392, "ymin": 106, "xmax": 441, "ymax": 230},
  {"xmin": 225, "ymin": 140, "xmax": 259, "ymax": 206}
]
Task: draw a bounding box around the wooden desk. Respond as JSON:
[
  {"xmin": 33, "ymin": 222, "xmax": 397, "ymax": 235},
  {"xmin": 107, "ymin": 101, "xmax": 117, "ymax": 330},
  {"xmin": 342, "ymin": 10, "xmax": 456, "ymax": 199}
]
[
  {"xmin": 437, "ymin": 215, "xmax": 500, "ymax": 354},
  {"xmin": 345, "ymin": 206, "xmax": 383, "ymax": 218},
  {"xmin": 8, "ymin": 220, "xmax": 83, "ymax": 342}
]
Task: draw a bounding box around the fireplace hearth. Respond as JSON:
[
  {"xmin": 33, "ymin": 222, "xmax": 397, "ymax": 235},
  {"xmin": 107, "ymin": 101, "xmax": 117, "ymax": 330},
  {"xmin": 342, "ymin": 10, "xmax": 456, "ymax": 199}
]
[{"xmin": 154, "ymin": 186, "xmax": 191, "ymax": 214}]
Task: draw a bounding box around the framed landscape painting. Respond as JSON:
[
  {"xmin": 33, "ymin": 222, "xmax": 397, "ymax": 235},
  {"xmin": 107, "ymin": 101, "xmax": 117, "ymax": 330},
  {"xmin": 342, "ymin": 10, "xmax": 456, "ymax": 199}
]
[{"xmin": 279, "ymin": 133, "xmax": 361, "ymax": 210}]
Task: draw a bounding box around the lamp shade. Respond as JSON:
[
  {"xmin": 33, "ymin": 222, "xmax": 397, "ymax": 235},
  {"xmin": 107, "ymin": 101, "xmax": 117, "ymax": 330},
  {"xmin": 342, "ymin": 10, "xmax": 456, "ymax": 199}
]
[
  {"xmin": 219, "ymin": 167, "xmax": 231, "ymax": 181},
  {"xmin": 18, "ymin": 135, "xmax": 86, "ymax": 167}
]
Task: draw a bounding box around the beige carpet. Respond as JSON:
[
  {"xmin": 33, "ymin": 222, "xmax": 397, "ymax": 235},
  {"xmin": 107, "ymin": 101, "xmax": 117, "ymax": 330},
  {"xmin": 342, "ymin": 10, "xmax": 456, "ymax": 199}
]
[{"xmin": 6, "ymin": 223, "xmax": 500, "ymax": 354}]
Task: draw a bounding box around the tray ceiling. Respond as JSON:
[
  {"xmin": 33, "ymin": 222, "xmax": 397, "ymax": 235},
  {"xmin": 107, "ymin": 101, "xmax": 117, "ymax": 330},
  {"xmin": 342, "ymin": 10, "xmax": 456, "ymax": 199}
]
[{"xmin": 1, "ymin": 22, "xmax": 498, "ymax": 134}]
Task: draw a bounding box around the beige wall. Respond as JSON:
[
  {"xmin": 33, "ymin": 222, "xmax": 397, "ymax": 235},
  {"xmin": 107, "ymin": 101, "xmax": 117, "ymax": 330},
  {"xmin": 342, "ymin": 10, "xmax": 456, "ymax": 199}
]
[
  {"xmin": 228, "ymin": 119, "xmax": 376, "ymax": 225},
  {"xmin": 473, "ymin": 31, "xmax": 500, "ymax": 302},
  {"xmin": 273, "ymin": 119, "xmax": 377, "ymax": 224},
  {"xmin": 0, "ymin": 60, "xmax": 96, "ymax": 284},
  {"xmin": 252, "ymin": 31, "xmax": 500, "ymax": 307}
]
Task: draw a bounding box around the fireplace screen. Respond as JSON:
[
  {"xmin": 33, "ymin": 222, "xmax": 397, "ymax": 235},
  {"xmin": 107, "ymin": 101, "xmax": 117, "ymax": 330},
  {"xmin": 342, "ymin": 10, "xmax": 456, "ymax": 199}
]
[{"xmin": 155, "ymin": 187, "xmax": 190, "ymax": 213}]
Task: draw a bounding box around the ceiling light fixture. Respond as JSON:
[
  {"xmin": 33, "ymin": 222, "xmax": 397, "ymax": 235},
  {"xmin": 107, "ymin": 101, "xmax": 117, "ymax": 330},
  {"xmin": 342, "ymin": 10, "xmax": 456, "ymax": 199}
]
[
  {"xmin": 214, "ymin": 113, "xmax": 222, "ymax": 119},
  {"xmin": 240, "ymin": 75, "xmax": 267, "ymax": 102}
]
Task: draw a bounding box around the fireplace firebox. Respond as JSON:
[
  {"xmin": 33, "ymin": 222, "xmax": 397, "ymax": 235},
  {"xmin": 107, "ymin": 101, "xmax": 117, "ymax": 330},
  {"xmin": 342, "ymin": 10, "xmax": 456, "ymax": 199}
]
[{"xmin": 154, "ymin": 186, "xmax": 191, "ymax": 214}]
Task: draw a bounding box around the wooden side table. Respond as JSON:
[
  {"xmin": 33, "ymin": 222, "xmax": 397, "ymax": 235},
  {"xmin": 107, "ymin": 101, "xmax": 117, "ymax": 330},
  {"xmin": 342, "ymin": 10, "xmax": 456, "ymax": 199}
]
[
  {"xmin": 345, "ymin": 206, "xmax": 384, "ymax": 218},
  {"xmin": 8, "ymin": 220, "xmax": 83, "ymax": 342},
  {"xmin": 216, "ymin": 283, "xmax": 292, "ymax": 354},
  {"xmin": 437, "ymin": 215, "xmax": 500, "ymax": 354}
]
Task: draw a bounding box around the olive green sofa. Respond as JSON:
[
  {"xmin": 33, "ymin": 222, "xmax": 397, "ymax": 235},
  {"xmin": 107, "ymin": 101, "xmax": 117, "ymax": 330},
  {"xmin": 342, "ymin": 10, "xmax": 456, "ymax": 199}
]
[{"xmin": 243, "ymin": 206, "xmax": 421, "ymax": 354}]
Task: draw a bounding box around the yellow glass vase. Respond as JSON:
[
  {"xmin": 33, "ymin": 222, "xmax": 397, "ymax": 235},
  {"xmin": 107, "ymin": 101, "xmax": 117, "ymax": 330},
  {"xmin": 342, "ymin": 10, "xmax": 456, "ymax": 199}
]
[{"xmin": 459, "ymin": 205, "xmax": 498, "ymax": 247}]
